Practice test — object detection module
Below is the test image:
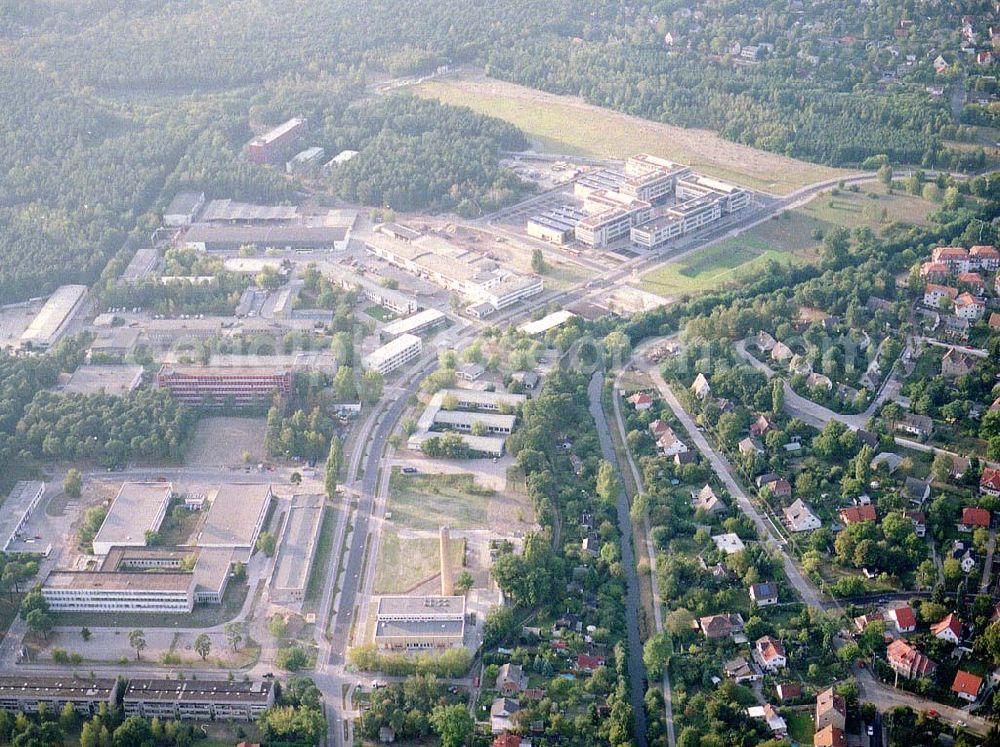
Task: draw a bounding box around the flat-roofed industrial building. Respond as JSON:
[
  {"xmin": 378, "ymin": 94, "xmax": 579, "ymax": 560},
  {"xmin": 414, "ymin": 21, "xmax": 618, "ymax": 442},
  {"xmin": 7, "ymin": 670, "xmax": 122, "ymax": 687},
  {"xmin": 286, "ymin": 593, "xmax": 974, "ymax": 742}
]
[
  {"xmin": 0, "ymin": 481, "xmax": 46, "ymax": 553},
  {"xmin": 123, "ymin": 678, "xmax": 274, "ymax": 721},
  {"xmin": 363, "ymin": 333, "xmax": 422, "ymax": 376},
  {"xmin": 271, "ymin": 494, "xmax": 325, "ymax": 603},
  {"xmin": 374, "ymin": 595, "xmax": 467, "ymax": 651},
  {"xmin": 92, "ymin": 482, "xmax": 173, "ymax": 556},
  {"xmin": 196, "ymin": 484, "xmax": 273, "ymax": 554},
  {"xmin": 20, "ymin": 285, "xmax": 88, "ymax": 349},
  {"xmin": 42, "ymin": 570, "xmax": 195, "ymax": 613},
  {"xmin": 183, "ymin": 223, "xmax": 347, "ymax": 252},
  {"xmin": 380, "ymin": 308, "xmax": 447, "ymax": 341},
  {"xmin": 433, "ymin": 410, "xmax": 517, "ymax": 435},
  {"xmin": 155, "ymin": 365, "xmax": 292, "ymax": 408},
  {"xmin": 247, "ymin": 118, "xmax": 307, "ymax": 165},
  {"xmin": 63, "ymin": 364, "xmax": 143, "ymax": 397},
  {"xmin": 324, "ymin": 265, "xmax": 419, "ymax": 316},
  {"xmin": 519, "ymin": 309, "xmax": 577, "ymax": 336},
  {"xmin": 0, "ymin": 677, "xmax": 116, "ymax": 716},
  {"xmin": 526, "ymin": 205, "xmax": 587, "ymax": 244},
  {"xmin": 164, "ymin": 191, "xmax": 206, "ymax": 227}
]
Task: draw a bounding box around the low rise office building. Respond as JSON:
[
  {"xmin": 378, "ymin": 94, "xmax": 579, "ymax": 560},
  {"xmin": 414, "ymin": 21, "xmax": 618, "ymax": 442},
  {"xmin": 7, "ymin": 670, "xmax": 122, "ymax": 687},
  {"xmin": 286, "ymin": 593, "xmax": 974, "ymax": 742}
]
[{"xmin": 363, "ymin": 333, "xmax": 422, "ymax": 376}]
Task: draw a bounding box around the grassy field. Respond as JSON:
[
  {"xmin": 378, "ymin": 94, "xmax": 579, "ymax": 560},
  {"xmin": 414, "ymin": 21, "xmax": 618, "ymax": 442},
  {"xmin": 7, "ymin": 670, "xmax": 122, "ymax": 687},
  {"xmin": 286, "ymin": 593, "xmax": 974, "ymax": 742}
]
[
  {"xmin": 387, "ymin": 470, "xmax": 493, "ymax": 531},
  {"xmin": 413, "ymin": 74, "xmax": 848, "ymax": 194},
  {"xmin": 373, "ymin": 530, "xmax": 466, "ymax": 594},
  {"xmin": 798, "ymin": 183, "xmax": 936, "ymax": 228},
  {"xmin": 785, "ymin": 711, "xmax": 814, "ymax": 745},
  {"xmin": 304, "ymin": 506, "xmax": 334, "ymax": 607},
  {"xmin": 364, "ymin": 305, "xmax": 396, "ymax": 322},
  {"xmin": 641, "ymin": 213, "xmax": 822, "ymax": 297}
]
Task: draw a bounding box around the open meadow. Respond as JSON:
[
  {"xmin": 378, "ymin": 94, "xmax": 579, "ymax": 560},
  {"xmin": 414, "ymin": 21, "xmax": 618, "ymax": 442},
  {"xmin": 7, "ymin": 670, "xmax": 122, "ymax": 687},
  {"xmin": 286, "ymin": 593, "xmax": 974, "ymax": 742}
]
[{"xmin": 413, "ymin": 73, "xmax": 850, "ymax": 195}]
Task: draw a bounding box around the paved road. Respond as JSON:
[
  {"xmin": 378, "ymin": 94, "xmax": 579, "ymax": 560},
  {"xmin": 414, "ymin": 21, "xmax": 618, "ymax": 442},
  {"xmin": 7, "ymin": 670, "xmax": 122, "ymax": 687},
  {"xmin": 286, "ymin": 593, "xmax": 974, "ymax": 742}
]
[
  {"xmin": 642, "ymin": 363, "xmax": 825, "ymax": 609},
  {"xmin": 587, "ymin": 371, "xmax": 649, "ymax": 747},
  {"xmin": 857, "ymin": 668, "xmax": 990, "ymax": 736}
]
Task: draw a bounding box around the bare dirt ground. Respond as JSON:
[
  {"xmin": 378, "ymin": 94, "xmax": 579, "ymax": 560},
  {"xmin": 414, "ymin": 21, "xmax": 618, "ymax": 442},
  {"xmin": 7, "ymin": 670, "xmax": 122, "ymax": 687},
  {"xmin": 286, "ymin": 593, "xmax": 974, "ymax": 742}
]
[
  {"xmin": 414, "ymin": 72, "xmax": 850, "ymax": 195},
  {"xmin": 185, "ymin": 417, "xmax": 266, "ymax": 467}
]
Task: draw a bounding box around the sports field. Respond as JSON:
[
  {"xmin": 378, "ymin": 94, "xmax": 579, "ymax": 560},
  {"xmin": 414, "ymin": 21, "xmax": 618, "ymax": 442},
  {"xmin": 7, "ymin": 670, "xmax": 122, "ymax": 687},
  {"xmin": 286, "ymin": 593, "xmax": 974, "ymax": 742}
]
[{"xmin": 413, "ymin": 73, "xmax": 849, "ymax": 195}]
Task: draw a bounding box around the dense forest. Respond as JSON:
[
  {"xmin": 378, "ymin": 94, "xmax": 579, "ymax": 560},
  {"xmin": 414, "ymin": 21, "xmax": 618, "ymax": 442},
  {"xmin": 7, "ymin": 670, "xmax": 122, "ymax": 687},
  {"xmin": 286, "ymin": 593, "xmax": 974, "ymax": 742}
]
[{"xmin": 2, "ymin": 0, "xmax": 997, "ymax": 301}]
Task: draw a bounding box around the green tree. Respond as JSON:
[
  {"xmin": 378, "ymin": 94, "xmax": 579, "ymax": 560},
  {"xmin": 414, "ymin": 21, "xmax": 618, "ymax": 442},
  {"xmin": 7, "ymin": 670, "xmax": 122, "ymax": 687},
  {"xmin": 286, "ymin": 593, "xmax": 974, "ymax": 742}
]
[
  {"xmin": 81, "ymin": 627, "xmax": 91, "ymax": 641},
  {"xmin": 224, "ymin": 621, "xmax": 244, "ymax": 652},
  {"xmin": 112, "ymin": 716, "xmax": 152, "ymax": 747},
  {"xmin": 256, "ymin": 531, "xmax": 276, "ymax": 557},
  {"xmin": 530, "ymin": 248, "xmax": 546, "ymax": 274},
  {"xmin": 455, "ymin": 571, "xmax": 474, "ymax": 594},
  {"xmin": 326, "ymin": 435, "xmax": 343, "ymax": 495},
  {"xmin": 194, "ymin": 633, "xmax": 211, "ymax": 661},
  {"xmin": 128, "ymin": 629, "xmax": 146, "ymax": 661},
  {"xmin": 430, "ymin": 704, "xmax": 473, "ymax": 747},
  {"xmin": 596, "ymin": 460, "xmax": 621, "ymax": 504},
  {"xmin": 25, "ymin": 608, "xmax": 52, "ymax": 640},
  {"xmin": 359, "ymin": 369, "xmax": 384, "ymax": 404},
  {"xmin": 63, "ymin": 469, "xmax": 82, "ymax": 499}
]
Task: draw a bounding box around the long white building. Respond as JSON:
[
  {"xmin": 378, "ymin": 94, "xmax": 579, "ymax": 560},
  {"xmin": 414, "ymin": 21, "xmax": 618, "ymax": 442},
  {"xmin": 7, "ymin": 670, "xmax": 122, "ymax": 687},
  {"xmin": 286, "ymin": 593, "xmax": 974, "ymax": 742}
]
[
  {"xmin": 42, "ymin": 571, "xmax": 195, "ymax": 613},
  {"xmin": 92, "ymin": 482, "xmax": 173, "ymax": 556},
  {"xmin": 20, "ymin": 285, "xmax": 88, "ymax": 349},
  {"xmin": 363, "ymin": 333, "xmax": 422, "ymax": 376}
]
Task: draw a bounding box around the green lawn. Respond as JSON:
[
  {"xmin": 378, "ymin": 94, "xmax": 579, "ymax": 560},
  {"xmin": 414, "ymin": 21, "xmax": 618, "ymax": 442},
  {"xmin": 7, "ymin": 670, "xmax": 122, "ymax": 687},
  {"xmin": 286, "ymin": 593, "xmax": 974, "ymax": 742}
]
[
  {"xmin": 304, "ymin": 506, "xmax": 334, "ymax": 607},
  {"xmin": 373, "ymin": 530, "xmax": 466, "ymax": 594},
  {"xmin": 798, "ymin": 183, "xmax": 936, "ymax": 229},
  {"xmin": 785, "ymin": 711, "xmax": 814, "ymax": 745},
  {"xmin": 387, "ymin": 470, "xmax": 493, "ymax": 531},
  {"xmin": 413, "ymin": 75, "xmax": 847, "ymax": 195},
  {"xmin": 364, "ymin": 305, "xmax": 396, "ymax": 322}
]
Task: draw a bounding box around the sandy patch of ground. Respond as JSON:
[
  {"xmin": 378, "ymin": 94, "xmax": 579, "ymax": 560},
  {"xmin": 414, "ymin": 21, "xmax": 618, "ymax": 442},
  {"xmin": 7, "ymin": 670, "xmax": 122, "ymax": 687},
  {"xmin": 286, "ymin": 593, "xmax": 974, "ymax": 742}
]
[{"xmin": 185, "ymin": 417, "xmax": 266, "ymax": 467}]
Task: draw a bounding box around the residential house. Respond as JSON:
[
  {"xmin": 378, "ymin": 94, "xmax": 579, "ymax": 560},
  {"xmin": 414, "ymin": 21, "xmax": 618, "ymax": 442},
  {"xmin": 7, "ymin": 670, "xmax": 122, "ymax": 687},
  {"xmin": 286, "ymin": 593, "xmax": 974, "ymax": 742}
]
[
  {"xmin": 952, "ymin": 671, "xmax": 983, "ymax": 703},
  {"xmin": 814, "ymin": 725, "xmax": 847, "ymax": 747},
  {"xmin": 747, "ymin": 704, "xmax": 788, "ymax": 738},
  {"xmin": 886, "ymin": 639, "xmax": 936, "ymax": 679},
  {"xmin": 493, "ymin": 734, "xmax": 520, "ymax": 747},
  {"xmin": 723, "ymin": 657, "xmax": 761, "ymax": 683},
  {"xmin": 749, "ymin": 582, "xmax": 779, "ymax": 607},
  {"xmin": 988, "ymin": 312, "xmax": 1000, "ymax": 331},
  {"xmin": 923, "ymin": 283, "xmax": 959, "ymax": 308},
  {"xmin": 691, "ymin": 373, "xmax": 712, "ymax": 400},
  {"xmin": 919, "ymin": 261, "xmax": 949, "ymax": 281},
  {"xmin": 887, "ymin": 605, "xmax": 916, "ymax": 633},
  {"xmin": 785, "ymin": 499, "xmax": 821, "ymax": 532},
  {"xmin": 712, "ymin": 533, "xmax": 745, "ymax": 555},
  {"xmin": 957, "ymin": 272, "xmax": 986, "ymax": 295},
  {"xmin": 490, "ymin": 698, "xmax": 521, "ymax": 734},
  {"xmin": 699, "ymin": 613, "xmax": 744, "ymax": 640},
  {"xmin": 753, "ymin": 636, "xmax": 787, "ymax": 672},
  {"xmin": 953, "ymin": 540, "xmax": 978, "ymax": 573},
  {"xmin": 758, "ymin": 474, "xmax": 792, "ymax": 498},
  {"xmin": 789, "ymin": 354, "xmax": 813, "ymax": 376},
  {"xmin": 739, "ymin": 437, "xmax": 764, "ymax": 456},
  {"xmin": 904, "ymin": 476, "xmax": 932, "ymax": 503},
  {"xmin": 807, "ymin": 372, "xmax": 834, "ymax": 391},
  {"xmin": 853, "ymin": 613, "xmax": 884, "ymax": 633},
  {"xmin": 496, "ymin": 664, "xmax": 526, "ymax": 696},
  {"xmin": 576, "ymin": 654, "xmax": 605, "ymax": 673},
  {"xmin": 970, "ymin": 244, "xmax": 1000, "ymax": 271},
  {"xmin": 839, "ymin": 505, "xmax": 877, "ymax": 525},
  {"xmin": 980, "ymin": 468, "xmax": 1000, "ymax": 498},
  {"xmin": 942, "ymin": 348, "xmax": 975, "ymax": 378},
  {"xmin": 954, "ymin": 292, "xmax": 986, "ymax": 321},
  {"xmin": 776, "ymin": 683, "xmax": 802, "ymax": 701},
  {"xmin": 755, "ymin": 331, "xmax": 777, "ymax": 352},
  {"xmin": 627, "ymin": 392, "xmax": 653, "ymax": 411},
  {"xmin": 905, "ymin": 511, "xmax": 927, "ymax": 537},
  {"xmin": 815, "ymin": 687, "xmax": 847, "ymax": 731},
  {"xmin": 930, "ymin": 613, "xmax": 962, "ymax": 644},
  {"xmin": 897, "ymin": 414, "xmax": 934, "ymax": 439},
  {"xmin": 932, "ymin": 246, "xmax": 970, "ymax": 272},
  {"xmin": 958, "ymin": 507, "xmax": 991, "ymax": 532},
  {"xmin": 750, "ymin": 415, "xmax": 775, "ymax": 437},
  {"xmin": 692, "ymin": 485, "xmax": 726, "ymax": 515},
  {"xmin": 771, "ymin": 342, "xmax": 794, "ymax": 363},
  {"xmin": 674, "ymin": 451, "xmax": 697, "ymax": 467},
  {"xmin": 656, "ymin": 427, "xmax": 689, "ymax": 458}
]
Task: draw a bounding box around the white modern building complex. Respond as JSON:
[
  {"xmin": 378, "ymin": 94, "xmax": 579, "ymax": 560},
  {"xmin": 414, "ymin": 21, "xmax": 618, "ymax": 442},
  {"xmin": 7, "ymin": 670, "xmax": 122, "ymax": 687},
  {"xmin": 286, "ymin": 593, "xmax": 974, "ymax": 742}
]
[
  {"xmin": 380, "ymin": 308, "xmax": 447, "ymax": 341},
  {"xmin": 42, "ymin": 571, "xmax": 195, "ymax": 613},
  {"xmin": 363, "ymin": 333, "xmax": 422, "ymax": 376}
]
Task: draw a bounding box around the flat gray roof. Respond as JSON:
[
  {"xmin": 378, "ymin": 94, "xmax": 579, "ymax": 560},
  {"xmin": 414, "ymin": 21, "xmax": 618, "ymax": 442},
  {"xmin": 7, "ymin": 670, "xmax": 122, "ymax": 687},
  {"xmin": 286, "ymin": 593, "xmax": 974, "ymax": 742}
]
[
  {"xmin": 376, "ymin": 595, "xmax": 466, "ymax": 618},
  {"xmin": 184, "ymin": 224, "xmax": 346, "ymax": 248},
  {"xmin": 0, "ymin": 676, "xmax": 116, "ymax": 700},
  {"xmin": 165, "ymin": 191, "xmax": 205, "ymax": 216},
  {"xmin": 271, "ymin": 495, "xmax": 324, "ymax": 594},
  {"xmin": 93, "ymin": 482, "xmax": 173, "ymax": 552},
  {"xmin": 197, "ymin": 484, "xmax": 272, "ymax": 548},
  {"xmin": 20, "ymin": 285, "xmax": 87, "ymax": 346},
  {"xmin": 44, "ymin": 571, "xmax": 192, "ymax": 592},
  {"xmin": 200, "ymin": 199, "xmax": 297, "ymax": 223},
  {"xmin": 434, "ymin": 410, "xmax": 516, "ymax": 430},
  {"xmin": 63, "ymin": 364, "xmax": 143, "ymax": 396},
  {"xmin": 0, "ymin": 481, "xmax": 45, "ymax": 551},
  {"xmin": 124, "ymin": 678, "xmax": 272, "ymax": 704},
  {"xmin": 193, "ymin": 548, "xmax": 235, "ymax": 596},
  {"xmin": 375, "ymin": 619, "xmax": 465, "ymax": 638}
]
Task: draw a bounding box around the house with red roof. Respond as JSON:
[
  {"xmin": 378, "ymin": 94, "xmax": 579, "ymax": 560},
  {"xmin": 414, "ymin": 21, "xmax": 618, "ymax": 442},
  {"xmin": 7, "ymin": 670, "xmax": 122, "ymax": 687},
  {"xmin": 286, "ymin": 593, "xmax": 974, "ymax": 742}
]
[
  {"xmin": 839, "ymin": 505, "xmax": 877, "ymax": 525},
  {"xmin": 919, "ymin": 261, "xmax": 949, "ymax": 281},
  {"xmin": 957, "ymin": 271, "xmax": 987, "ymax": 294},
  {"xmin": 750, "ymin": 414, "xmax": 775, "ymax": 437},
  {"xmin": 970, "ymin": 244, "xmax": 1000, "ymax": 271},
  {"xmin": 887, "ymin": 605, "xmax": 916, "ymax": 633},
  {"xmin": 923, "ymin": 283, "xmax": 958, "ymax": 308},
  {"xmin": 753, "ymin": 636, "xmax": 787, "ymax": 672},
  {"xmin": 494, "ymin": 733, "xmax": 521, "ymax": 747},
  {"xmin": 627, "ymin": 392, "xmax": 653, "ymax": 411},
  {"xmin": 776, "ymin": 682, "xmax": 802, "ymax": 701},
  {"xmin": 981, "ymin": 468, "xmax": 1000, "ymax": 498},
  {"xmin": 575, "ymin": 653, "xmax": 605, "ymax": 673},
  {"xmin": 952, "ymin": 671, "xmax": 983, "ymax": 702},
  {"xmin": 959, "ymin": 506, "xmax": 991, "ymax": 532},
  {"xmin": 932, "ymin": 246, "xmax": 970, "ymax": 272},
  {"xmin": 930, "ymin": 613, "xmax": 962, "ymax": 644},
  {"xmin": 887, "ymin": 639, "xmax": 936, "ymax": 679},
  {"xmin": 814, "ymin": 725, "xmax": 847, "ymax": 747},
  {"xmin": 989, "ymin": 312, "xmax": 1000, "ymax": 331},
  {"xmin": 954, "ymin": 292, "xmax": 986, "ymax": 321}
]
